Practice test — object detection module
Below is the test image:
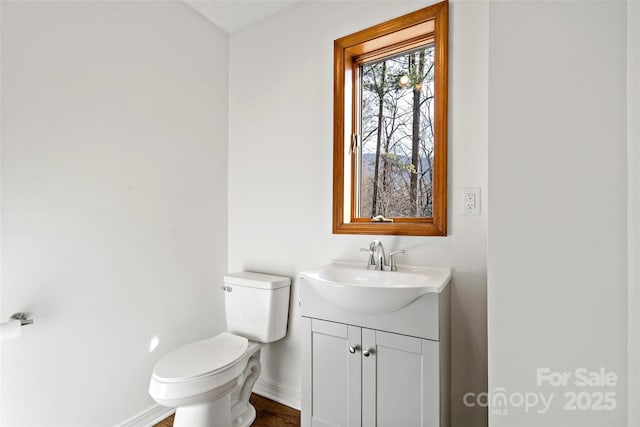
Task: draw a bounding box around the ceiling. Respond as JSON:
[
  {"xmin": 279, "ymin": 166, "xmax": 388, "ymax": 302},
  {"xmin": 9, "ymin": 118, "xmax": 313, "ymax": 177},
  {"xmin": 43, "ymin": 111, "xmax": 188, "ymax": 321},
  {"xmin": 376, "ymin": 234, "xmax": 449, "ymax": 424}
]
[{"xmin": 183, "ymin": 1, "xmax": 300, "ymax": 33}]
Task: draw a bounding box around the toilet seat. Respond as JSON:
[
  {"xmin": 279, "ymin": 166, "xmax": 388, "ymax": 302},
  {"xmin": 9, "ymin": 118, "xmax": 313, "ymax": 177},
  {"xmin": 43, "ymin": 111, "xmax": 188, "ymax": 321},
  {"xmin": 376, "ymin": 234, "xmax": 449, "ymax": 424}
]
[{"xmin": 153, "ymin": 333, "xmax": 248, "ymax": 383}]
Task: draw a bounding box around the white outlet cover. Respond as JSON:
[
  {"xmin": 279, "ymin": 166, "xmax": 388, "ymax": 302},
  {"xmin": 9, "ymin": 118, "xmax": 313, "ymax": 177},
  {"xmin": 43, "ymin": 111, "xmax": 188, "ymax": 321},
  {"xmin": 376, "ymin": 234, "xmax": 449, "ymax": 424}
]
[{"xmin": 462, "ymin": 187, "xmax": 481, "ymax": 215}]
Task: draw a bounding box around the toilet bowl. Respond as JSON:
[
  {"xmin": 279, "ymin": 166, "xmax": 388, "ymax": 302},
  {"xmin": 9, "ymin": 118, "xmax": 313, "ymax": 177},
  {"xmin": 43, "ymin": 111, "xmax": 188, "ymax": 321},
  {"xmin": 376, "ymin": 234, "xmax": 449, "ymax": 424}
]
[
  {"xmin": 149, "ymin": 272, "xmax": 291, "ymax": 427},
  {"xmin": 149, "ymin": 333, "xmax": 263, "ymax": 427}
]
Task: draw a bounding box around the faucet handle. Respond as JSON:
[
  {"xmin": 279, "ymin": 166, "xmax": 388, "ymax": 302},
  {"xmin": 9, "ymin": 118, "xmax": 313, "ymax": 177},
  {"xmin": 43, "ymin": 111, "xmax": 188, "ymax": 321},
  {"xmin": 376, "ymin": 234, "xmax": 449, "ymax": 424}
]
[
  {"xmin": 388, "ymin": 250, "xmax": 405, "ymax": 271},
  {"xmin": 360, "ymin": 248, "xmax": 376, "ymax": 270}
]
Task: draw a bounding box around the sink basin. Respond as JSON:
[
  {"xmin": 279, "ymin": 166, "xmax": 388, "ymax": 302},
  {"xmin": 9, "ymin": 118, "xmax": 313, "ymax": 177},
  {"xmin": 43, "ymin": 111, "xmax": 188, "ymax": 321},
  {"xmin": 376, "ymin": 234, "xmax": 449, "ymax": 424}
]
[{"xmin": 300, "ymin": 261, "xmax": 451, "ymax": 314}]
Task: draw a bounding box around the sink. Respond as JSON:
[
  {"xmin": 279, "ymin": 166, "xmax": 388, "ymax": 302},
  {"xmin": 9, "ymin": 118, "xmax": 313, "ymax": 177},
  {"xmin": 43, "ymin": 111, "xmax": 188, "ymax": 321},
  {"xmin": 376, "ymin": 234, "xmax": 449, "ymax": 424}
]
[{"xmin": 300, "ymin": 261, "xmax": 451, "ymax": 315}]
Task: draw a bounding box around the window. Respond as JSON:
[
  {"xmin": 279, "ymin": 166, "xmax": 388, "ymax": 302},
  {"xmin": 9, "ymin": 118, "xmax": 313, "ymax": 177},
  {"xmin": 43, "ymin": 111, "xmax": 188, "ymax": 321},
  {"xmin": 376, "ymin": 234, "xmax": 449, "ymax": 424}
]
[{"xmin": 333, "ymin": 1, "xmax": 449, "ymax": 236}]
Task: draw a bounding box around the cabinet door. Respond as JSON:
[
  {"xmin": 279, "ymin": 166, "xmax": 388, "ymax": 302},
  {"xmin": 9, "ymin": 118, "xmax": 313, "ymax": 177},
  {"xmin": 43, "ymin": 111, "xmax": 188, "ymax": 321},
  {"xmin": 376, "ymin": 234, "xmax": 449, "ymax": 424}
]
[
  {"xmin": 362, "ymin": 329, "xmax": 440, "ymax": 427},
  {"xmin": 302, "ymin": 318, "xmax": 361, "ymax": 427}
]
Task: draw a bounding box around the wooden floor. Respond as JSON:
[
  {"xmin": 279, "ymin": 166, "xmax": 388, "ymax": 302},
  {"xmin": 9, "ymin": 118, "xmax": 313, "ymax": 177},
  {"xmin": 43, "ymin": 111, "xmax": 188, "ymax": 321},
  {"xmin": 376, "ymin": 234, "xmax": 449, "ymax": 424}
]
[{"xmin": 154, "ymin": 394, "xmax": 300, "ymax": 427}]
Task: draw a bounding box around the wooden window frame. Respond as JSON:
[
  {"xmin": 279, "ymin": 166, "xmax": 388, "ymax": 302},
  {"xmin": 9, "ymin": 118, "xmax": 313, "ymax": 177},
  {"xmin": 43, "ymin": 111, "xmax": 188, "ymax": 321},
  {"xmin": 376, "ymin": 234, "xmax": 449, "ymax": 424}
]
[{"xmin": 332, "ymin": 1, "xmax": 449, "ymax": 236}]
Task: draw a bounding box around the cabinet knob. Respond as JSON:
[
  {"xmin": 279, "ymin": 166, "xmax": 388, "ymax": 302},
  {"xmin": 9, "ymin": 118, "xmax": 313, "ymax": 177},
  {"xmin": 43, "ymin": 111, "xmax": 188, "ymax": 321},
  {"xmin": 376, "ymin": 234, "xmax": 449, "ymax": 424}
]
[
  {"xmin": 363, "ymin": 348, "xmax": 374, "ymax": 357},
  {"xmin": 348, "ymin": 345, "xmax": 359, "ymax": 354}
]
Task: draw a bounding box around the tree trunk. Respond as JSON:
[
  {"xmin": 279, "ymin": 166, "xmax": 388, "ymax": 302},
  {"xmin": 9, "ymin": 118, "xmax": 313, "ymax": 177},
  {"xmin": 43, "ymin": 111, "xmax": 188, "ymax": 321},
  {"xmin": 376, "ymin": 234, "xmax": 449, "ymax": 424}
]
[
  {"xmin": 371, "ymin": 61, "xmax": 386, "ymax": 217},
  {"xmin": 409, "ymin": 51, "xmax": 425, "ymax": 216}
]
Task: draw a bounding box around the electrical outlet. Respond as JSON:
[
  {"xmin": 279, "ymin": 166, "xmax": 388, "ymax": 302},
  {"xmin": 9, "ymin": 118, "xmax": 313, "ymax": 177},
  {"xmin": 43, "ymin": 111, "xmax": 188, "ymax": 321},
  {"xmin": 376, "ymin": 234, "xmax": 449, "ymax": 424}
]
[{"xmin": 462, "ymin": 187, "xmax": 481, "ymax": 215}]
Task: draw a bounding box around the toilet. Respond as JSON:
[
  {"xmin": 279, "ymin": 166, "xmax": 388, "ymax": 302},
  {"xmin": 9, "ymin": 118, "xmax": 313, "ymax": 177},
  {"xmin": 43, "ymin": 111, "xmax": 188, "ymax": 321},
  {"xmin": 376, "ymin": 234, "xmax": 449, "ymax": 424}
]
[{"xmin": 149, "ymin": 272, "xmax": 291, "ymax": 427}]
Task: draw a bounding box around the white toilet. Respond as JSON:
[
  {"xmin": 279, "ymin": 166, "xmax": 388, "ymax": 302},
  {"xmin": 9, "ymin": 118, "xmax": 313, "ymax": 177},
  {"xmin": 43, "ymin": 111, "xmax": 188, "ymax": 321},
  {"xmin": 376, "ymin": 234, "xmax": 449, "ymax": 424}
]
[{"xmin": 149, "ymin": 272, "xmax": 291, "ymax": 427}]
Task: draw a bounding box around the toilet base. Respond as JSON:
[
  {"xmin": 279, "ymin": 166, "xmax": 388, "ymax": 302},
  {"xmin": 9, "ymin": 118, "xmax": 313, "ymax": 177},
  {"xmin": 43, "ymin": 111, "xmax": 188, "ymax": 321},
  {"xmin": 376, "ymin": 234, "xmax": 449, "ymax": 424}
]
[
  {"xmin": 173, "ymin": 394, "xmax": 231, "ymax": 427},
  {"xmin": 172, "ymin": 397, "xmax": 257, "ymax": 427},
  {"xmin": 232, "ymin": 403, "xmax": 256, "ymax": 427}
]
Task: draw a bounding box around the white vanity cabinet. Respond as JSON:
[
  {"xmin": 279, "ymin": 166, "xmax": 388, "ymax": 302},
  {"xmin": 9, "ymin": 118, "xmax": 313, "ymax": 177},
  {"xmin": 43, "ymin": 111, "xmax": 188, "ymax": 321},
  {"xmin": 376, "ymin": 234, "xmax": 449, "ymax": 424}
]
[{"xmin": 300, "ymin": 277, "xmax": 450, "ymax": 427}]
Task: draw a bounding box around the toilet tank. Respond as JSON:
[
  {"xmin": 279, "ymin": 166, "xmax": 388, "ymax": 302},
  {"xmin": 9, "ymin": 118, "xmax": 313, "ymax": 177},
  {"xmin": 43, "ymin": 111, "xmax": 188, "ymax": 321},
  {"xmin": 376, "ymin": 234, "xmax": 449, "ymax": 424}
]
[{"xmin": 223, "ymin": 272, "xmax": 291, "ymax": 343}]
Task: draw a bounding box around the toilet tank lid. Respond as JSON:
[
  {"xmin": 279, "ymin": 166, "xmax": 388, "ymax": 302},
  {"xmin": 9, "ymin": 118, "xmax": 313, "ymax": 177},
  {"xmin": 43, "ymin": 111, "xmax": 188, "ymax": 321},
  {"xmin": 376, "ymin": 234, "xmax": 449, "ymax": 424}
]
[{"xmin": 224, "ymin": 272, "xmax": 291, "ymax": 289}]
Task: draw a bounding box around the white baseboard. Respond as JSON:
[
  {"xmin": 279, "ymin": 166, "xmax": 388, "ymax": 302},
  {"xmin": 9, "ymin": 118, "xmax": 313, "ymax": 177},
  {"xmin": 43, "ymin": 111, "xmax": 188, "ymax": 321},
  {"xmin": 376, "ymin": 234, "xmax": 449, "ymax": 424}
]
[
  {"xmin": 253, "ymin": 377, "xmax": 301, "ymax": 411},
  {"xmin": 119, "ymin": 404, "xmax": 175, "ymax": 427}
]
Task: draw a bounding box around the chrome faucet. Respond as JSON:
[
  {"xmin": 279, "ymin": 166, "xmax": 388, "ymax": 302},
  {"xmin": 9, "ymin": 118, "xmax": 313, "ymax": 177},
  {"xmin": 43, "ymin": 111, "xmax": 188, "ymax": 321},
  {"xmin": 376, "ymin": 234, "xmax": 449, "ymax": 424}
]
[
  {"xmin": 360, "ymin": 240, "xmax": 404, "ymax": 271},
  {"xmin": 371, "ymin": 240, "xmax": 386, "ymax": 270}
]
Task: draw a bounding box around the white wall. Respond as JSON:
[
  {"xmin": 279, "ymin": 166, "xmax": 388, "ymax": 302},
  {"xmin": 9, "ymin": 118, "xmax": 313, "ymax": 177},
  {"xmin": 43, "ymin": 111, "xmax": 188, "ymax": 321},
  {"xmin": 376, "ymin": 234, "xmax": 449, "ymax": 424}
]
[
  {"xmin": 628, "ymin": 1, "xmax": 640, "ymax": 425},
  {"xmin": 488, "ymin": 2, "xmax": 628, "ymax": 426},
  {"xmin": 228, "ymin": 1, "xmax": 488, "ymax": 425},
  {"xmin": 0, "ymin": 1, "xmax": 229, "ymax": 425}
]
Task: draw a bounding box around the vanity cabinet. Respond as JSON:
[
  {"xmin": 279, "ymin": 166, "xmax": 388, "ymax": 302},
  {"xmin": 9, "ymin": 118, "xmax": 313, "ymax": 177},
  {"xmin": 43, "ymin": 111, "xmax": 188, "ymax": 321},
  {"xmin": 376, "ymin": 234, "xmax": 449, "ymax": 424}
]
[
  {"xmin": 302, "ymin": 318, "xmax": 443, "ymax": 427},
  {"xmin": 300, "ymin": 283, "xmax": 450, "ymax": 427}
]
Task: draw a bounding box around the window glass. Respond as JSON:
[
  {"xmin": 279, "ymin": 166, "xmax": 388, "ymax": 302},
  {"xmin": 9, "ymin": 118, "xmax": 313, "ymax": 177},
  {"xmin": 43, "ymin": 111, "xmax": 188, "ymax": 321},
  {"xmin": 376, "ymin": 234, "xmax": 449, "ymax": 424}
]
[{"xmin": 358, "ymin": 44, "xmax": 435, "ymax": 218}]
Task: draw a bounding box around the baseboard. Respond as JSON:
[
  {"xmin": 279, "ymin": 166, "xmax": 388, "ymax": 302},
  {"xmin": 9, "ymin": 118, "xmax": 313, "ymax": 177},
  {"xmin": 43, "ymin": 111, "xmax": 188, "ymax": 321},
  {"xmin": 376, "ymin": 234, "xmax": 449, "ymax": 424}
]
[
  {"xmin": 253, "ymin": 377, "xmax": 301, "ymax": 411},
  {"xmin": 118, "ymin": 404, "xmax": 175, "ymax": 427}
]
